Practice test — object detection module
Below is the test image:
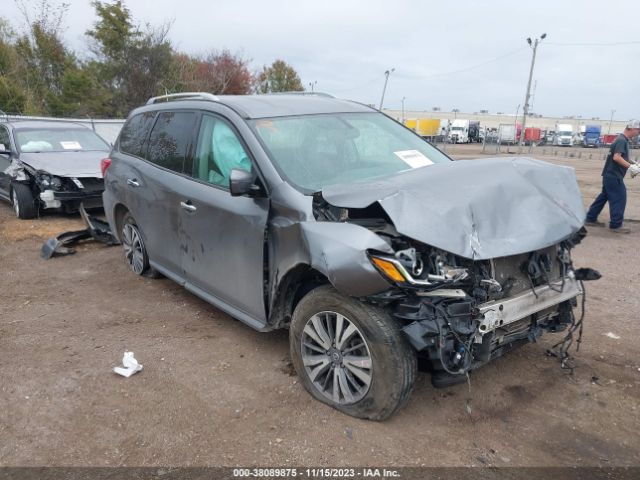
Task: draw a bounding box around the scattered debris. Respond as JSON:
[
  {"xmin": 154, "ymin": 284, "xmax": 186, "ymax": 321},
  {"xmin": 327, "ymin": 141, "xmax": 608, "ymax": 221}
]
[
  {"xmin": 113, "ymin": 351, "xmax": 143, "ymax": 378},
  {"xmin": 604, "ymin": 332, "xmax": 621, "ymax": 340},
  {"xmin": 41, "ymin": 203, "xmax": 118, "ymax": 259}
]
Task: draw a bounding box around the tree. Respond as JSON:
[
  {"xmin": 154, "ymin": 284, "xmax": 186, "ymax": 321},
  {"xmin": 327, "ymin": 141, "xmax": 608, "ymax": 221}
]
[
  {"xmin": 10, "ymin": 0, "xmax": 76, "ymax": 114},
  {"xmin": 173, "ymin": 49, "xmax": 252, "ymax": 95},
  {"xmin": 86, "ymin": 1, "xmax": 176, "ymax": 116},
  {"xmin": 255, "ymin": 59, "xmax": 304, "ymax": 93}
]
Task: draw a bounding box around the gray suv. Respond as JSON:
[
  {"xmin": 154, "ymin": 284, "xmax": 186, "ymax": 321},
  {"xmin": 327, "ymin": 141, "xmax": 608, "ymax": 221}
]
[{"xmin": 104, "ymin": 93, "xmax": 589, "ymax": 420}]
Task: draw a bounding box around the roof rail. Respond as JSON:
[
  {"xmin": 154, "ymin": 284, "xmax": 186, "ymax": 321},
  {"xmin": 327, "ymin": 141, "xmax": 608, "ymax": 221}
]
[
  {"xmin": 268, "ymin": 91, "xmax": 335, "ymax": 98},
  {"xmin": 146, "ymin": 92, "xmax": 220, "ymax": 105}
]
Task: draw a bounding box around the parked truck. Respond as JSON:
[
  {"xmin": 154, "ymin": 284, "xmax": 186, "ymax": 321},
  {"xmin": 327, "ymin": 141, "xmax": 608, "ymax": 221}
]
[
  {"xmin": 554, "ymin": 124, "xmax": 574, "ymax": 146},
  {"xmin": 468, "ymin": 121, "xmax": 481, "ymax": 143},
  {"xmin": 582, "ymin": 125, "xmax": 601, "ymax": 148},
  {"xmin": 415, "ymin": 118, "xmax": 441, "ymax": 138},
  {"xmin": 448, "ymin": 119, "xmax": 470, "ymax": 143},
  {"xmin": 437, "ymin": 119, "xmax": 450, "ymax": 142},
  {"xmin": 524, "ymin": 127, "xmax": 542, "ymax": 145},
  {"xmin": 602, "ymin": 134, "xmax": 618, "ymax": 146},
  {"xmin": 403, "ymin": 118, "xmax": 418, "ymax": 131},
  {"xmin": 498, "ymin": 123, "xmax": 522, "ymax": 144}
]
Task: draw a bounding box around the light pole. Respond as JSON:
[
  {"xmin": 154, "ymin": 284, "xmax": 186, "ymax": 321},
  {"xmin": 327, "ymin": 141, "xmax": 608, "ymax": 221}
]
[
  {"xmin": 401, "ymin": 96, "xmax": 406, "ymax": 123},
  {"xmin": 379, "ymin": 68, "xmax": 394, "ymax": 110},
  {"xmin": 308, "ymin": 81, "xmax": 317, "ymax": 92},
  {"xmin": 519, "ymin": 33, "xmax": 547, "ymax": 150},
  {"xmin": 608, "ymin": 109, "xmax": 616, "ymax": 135},
  {"xmin": 513, "ymin": 104, "xmax": 520, "ymax": 145}
]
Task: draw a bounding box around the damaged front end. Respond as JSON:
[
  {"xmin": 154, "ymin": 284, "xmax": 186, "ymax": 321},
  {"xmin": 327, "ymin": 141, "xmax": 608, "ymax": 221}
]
[
  {"xmin": 5, "ymin": 159, "xmax": 104, "ymax": 212},
  {"xmin": 313, "ymin": 157, "xmax": 599, "ymax": 386},
  {"xmin": 33, "ymin": 170, "xmax": 104, "ymax": 212},
  {"xmin": 368, "ymin": 231, "xmax": 592, "ymax": 385}
]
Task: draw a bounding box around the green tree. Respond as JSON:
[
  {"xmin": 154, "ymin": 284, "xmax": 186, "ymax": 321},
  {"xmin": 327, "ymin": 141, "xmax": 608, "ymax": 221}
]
[
  {"xmin": 87, "ymin": 1, "xmax": 176, "ymax": 116},
  {"xmin": 7, "ymin": 1, "xmax": 77, "ymax": 114},
  {"xmin": 255, "ymin": 59, "xmax": 304, "ymax": 93}
]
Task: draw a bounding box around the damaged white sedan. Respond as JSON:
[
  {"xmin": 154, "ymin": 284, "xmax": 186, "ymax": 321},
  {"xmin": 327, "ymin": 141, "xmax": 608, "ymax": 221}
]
[{"xmin": 0, "ymin": 120, "xmax": 110, "ymax": 219}]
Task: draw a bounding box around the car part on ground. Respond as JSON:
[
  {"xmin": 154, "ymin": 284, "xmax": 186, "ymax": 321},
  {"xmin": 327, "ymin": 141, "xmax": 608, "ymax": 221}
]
[
  {"xmin": 103, "ymin": 93, "xmax": 597, "ymax": 419},
  {"xmin": 41, "ymin": 204, "xmax": 118, "ymax": 259}
]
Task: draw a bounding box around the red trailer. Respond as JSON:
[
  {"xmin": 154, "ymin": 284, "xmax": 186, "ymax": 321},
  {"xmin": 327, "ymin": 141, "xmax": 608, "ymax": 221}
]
[
  {"xmin": 524, "ymin": 127, "xmax": 541, "ymax": 145},
  {"xmin": 602, "ymin": 134, "xmax": 618, "ymax": 146}
]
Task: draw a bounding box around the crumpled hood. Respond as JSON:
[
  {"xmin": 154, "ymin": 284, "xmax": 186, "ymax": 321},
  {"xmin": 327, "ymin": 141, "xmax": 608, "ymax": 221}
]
[
  {"xmin": 321, "ymin": 157, "xmax": 585, "ymax": 260},
  {"xmin": 18, "ymin": 151, "xmax": 106, "ymax": 178}
]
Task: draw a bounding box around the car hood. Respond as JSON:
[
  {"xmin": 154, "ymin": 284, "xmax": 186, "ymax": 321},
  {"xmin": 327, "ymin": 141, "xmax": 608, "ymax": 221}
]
[
  {"xmin": 19, "ymin": 151, "xmax": 106, "ymax": 178},
  {"xmin": 321, "ymin": 157, "xmax": 585, "ymax": 260}
]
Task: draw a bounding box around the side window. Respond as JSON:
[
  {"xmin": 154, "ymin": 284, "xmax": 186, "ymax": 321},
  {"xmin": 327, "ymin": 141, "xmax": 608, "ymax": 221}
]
[
  {"xmin": 147, "ymin": 111, "xmax": 197, "ymax": 173},
  {"xmin": 192, "ymin": 115, "xmax": 252, "ymax": 188},
  {"xmin": 118, "ymin": 112, "xmax": 156, "ymax": 157},
  {"xmin": 0, "ymin": 126, "xmax": 10, "ymax": 150}
]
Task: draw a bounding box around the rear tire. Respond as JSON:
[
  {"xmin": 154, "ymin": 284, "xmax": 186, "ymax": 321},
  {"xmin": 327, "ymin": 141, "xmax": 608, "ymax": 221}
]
[
  {"xmin": 290, "ymin": 285, "xmax": 416, "ymax": 420},
  {"xmin": 11, "ymin": 183, "xmax": 38, "ymax": 219},
  {"xmin": 121, "ymin": 212, "xmax": 152, "ymax": 276}
]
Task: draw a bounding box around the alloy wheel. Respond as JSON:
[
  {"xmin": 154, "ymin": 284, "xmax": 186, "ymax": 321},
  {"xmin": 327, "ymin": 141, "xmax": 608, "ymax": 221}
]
[
  {"xmin": 300, "ymin": 311, "xmax": 372, "ymax": 405},
  {"xmin": 122, "ymin": 223, "xmax": 145, "ymax": 274},
  {"xmin": 12, "ymin": 189, "xmax": 19, "ymax": 218}
]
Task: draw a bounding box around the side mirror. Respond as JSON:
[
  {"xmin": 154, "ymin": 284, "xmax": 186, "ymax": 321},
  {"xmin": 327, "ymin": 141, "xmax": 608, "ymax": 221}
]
[
  {"xmin": 229, "ymin": 168, "xmax": 260, "ymax": 197},
  {"xmin": 0, "ymin": 144, "xmax": 11, "ymax": 155}
]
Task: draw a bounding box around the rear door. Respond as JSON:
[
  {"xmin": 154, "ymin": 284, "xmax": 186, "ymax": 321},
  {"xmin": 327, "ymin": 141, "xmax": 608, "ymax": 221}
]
[
  {"xmin": 116, "ymin": 110, "xmax": 198, "ymax": 278},
  {"xmin": 177, "ymin": 113, "xmax": 270, "ymax": 326}
]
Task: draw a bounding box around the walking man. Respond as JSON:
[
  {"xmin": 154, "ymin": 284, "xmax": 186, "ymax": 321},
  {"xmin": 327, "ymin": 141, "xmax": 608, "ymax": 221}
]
[{"xmin": 585, "ymin": 120, "xmax": 640, "ymax": 233}]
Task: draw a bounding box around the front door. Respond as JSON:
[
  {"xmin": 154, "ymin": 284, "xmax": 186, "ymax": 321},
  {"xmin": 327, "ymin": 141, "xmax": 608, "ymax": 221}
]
[{"xmin": 178, "ymin": 113, "xmax": 269, "ymax": 326}]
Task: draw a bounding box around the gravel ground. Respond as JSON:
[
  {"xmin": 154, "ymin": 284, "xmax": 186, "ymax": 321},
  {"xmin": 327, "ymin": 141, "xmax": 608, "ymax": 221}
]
[{"xmin": 0, "ymin": 144, "xmax": 639, "ymax": 467}]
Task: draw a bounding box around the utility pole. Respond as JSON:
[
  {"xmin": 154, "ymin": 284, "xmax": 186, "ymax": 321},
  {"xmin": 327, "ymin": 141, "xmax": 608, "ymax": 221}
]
[
  {"xmin": 379, "ymin": 68, "xmax": 394, "ymax": 110},
  {"xmin": 401, "ymin": 96, "xmax": 406, "ymax": 123},
  {"xmin": 608, "ymin": 109, "xmax": 616, "ymax": 135},
  {"xmin": 519, "ymin": 33, "xmax": 546, "ymax": 151}
]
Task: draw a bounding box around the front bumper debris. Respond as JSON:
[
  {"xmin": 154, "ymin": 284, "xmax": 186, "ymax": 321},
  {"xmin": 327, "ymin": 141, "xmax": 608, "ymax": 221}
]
[{"xmin": 41, "ymin": 204, "xmax": 118, "ymax": 259}]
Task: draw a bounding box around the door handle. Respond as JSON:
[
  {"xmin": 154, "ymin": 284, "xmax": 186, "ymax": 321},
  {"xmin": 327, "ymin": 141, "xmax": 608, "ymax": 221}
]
[
  {"xmin": 180, "ymin": 201, "xmax": 197, "ymax": 212},
  {"xmin": 126, "ymin": 178, "xmax": 140, "ymax": 187}
]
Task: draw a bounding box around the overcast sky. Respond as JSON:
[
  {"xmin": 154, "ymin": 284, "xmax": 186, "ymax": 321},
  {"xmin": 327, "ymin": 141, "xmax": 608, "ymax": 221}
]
[{"xmin": 4, "ymin": 0, "xmax": 640, "ymax": 119}]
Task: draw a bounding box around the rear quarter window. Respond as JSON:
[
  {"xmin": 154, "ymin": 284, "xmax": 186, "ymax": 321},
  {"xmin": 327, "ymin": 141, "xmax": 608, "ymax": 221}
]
[
  {"xmin": 119, "ymin": 112, "xmax": 156, "ymax": 157},
  {"xmin": 146, "ymin": 111, "xmax": 197, "ymax": 173}
]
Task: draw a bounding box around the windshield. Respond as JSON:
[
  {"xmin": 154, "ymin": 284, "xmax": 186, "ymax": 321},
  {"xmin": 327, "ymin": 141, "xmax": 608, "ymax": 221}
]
[
  {"xmin": 250, "ymin": 112, "xmax": 450, "ymax": 192},
  {"xmin": 15, "ymin": 128, "xmax": 110, "ymax": 153},
  {"xmin": 558, "ymin": 131, "xmax": 572, "ymax": 136}
]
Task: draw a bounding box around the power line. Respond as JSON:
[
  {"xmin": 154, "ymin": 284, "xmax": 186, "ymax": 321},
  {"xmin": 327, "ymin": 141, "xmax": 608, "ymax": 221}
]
[
  {"xmin": 546, "ymin": 40, "xmax": 640, "ymax": 46},
  {"xmin": 331, "ymin": 73, "xmax": 385, "ymax": 93},
  {"xmin": 395, "ymin": 46, "xmax": 528, "ymax": 81}
]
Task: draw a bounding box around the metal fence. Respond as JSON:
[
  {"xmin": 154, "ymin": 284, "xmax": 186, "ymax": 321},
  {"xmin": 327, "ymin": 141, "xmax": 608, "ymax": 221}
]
[
  {"xmin": 2, "ymin": 115, "xmax": 125, "ymax": 145},
  {"xmin": 425, "ymin": 137, "xmax": 640, "ymax": 163}
]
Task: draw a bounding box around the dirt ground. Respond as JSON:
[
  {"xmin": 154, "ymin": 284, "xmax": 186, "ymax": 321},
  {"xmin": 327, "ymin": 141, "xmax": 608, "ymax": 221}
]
[{"xmin": 0, "ymin": 144, "xmax": 639, "ymax": 468}]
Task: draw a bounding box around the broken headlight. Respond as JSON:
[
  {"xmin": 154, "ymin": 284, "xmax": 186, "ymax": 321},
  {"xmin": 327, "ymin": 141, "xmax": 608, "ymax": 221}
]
[
  {"xmin": 35, "ymin": 172, "xmax": 63, "ymax": 190},
  {"xmin": 369, "ymin": 248, "xmax": 469, "ymax": 288}
]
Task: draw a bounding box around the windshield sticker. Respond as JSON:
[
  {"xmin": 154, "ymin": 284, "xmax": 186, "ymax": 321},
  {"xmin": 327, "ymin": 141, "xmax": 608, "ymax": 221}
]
[
  {"xmin": 60, "ymin": 141, "xmax": 82, "ymax": 150},
  {"xmin": 394, "ymin": 150, "xmax": 434, "ymax": 168}
]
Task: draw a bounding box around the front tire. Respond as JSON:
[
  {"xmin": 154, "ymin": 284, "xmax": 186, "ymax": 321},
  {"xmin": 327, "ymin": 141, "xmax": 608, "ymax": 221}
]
[
  {"xmin": 290, "ymin": 285, "xmax": 416, "ymax": 420},
  {"xmin": 11, "ymin": 183, "xmax": 38, "ymax": 219}
]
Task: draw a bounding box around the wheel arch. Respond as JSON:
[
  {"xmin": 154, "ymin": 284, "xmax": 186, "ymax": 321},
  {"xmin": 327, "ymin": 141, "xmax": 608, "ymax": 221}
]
[
  {"xmin": 268, "ymin": 264, "xmax": 331, "ymax": 329},
  {"xmin": 111, "ymin": 203, "xmax": 130, "ymax": 242}
]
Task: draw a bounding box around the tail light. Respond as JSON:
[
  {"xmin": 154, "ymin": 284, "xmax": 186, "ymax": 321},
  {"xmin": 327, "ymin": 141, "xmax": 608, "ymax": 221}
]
[{"xmin": 100, "ymin": 158, "xmax": 112, "ymax": 177}]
